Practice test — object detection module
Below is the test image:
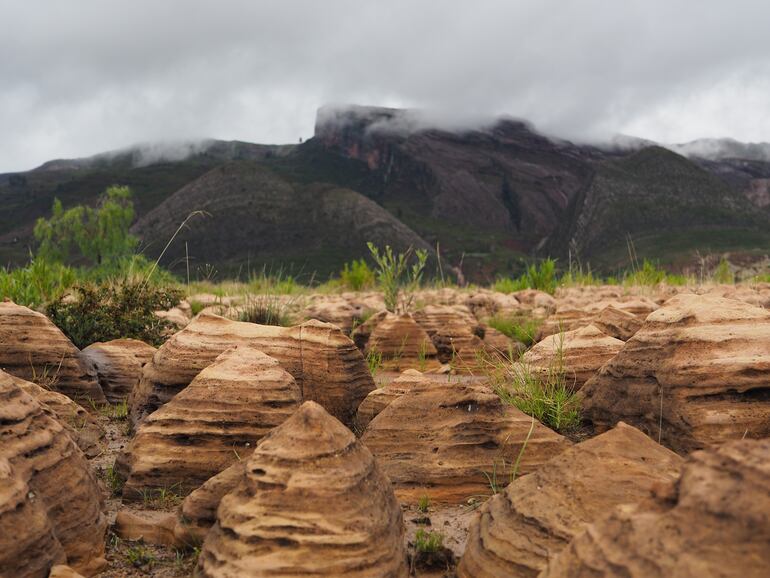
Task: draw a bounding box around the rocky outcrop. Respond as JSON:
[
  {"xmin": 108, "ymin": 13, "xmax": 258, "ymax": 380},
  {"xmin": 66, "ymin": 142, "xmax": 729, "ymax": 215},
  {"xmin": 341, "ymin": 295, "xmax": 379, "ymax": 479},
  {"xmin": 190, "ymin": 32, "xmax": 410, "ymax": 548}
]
[
  {"xmin": 121, "ymin": 346, "xmax": 302, "ymax": 499},
  {"xmin": 365, "ymin": 312, "xmax": 441, "ymax": 371},
  {"xmin": 129, "ymin": 313, "xmax": 374, "ymax": 427},
  {"xmin": 6, "ymin": 371, "xmax": 105, "ymax": 458},
  {"xmin": 196, "ymin": 401, "xmax": 408, "ymax": 577},
  {"xmin": 541, "ymin": 438, "xmax": 770, "ymax": 578},
  {"xmin": 0, "ymin": 377, "xmax": 107, "ymax": 575},
  {"xmin": 361, "ymin": 381, "xmax": 570, "ymax": 503},
  {"xmin": 523, "ymin": 324, "xmax": 624, "ymax": 391},
  {"xmin": 0, "ymin": 302, "xmax": 105, "ymax": 404},
  {"xmin": 580, "ymin": 294, "xmax": 770, "ymax": 453},
  {"xmin": 590, "ymin": 304, "xmax": 643, "ymax": 340},
  {"xmin": 176, "ymin": 461, "xmax": 245, "ymax": 546},
  {"xmin": 458, "ymin": 423, "xmax": 682, "ymax": 578},
  {"xmin": 353, "ymin": 369, "xmax": 428, "ymax": 433},
  {"xmin": 0, "ymin": 458, "xmax": 67, "ymax": 578},
  {"xmin": 81, "ymin": 339, "xmax": 156, "ymax": 404}
]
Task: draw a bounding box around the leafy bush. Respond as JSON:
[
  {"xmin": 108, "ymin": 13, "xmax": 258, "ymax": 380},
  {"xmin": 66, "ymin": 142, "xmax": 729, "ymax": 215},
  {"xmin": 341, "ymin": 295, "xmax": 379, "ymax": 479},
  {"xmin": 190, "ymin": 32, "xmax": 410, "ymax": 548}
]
[
  {"xmin": 0, "ymin": 257, "xmax": 76, "ymax": 308},
  {"xmin": 339, "ymin": 258, "xmax": 375, "ymax": 290},
  {"xmin": 494, "ymin": 258, "xmax": 557, "ymax": 295},
  {"xmin": 46, "ymin": 279, "xmax": 182, "ymax": 348},
  {"xmin": 367, "ymin": 243, "xmax": 428, "ymax": 313},
  {"xmin": 486, "ymin": 316, "xmax": 542, "ymax": 347},
  {"xmin": 35, "ymin": 185, "xmax": 138, "ymax": 266}
]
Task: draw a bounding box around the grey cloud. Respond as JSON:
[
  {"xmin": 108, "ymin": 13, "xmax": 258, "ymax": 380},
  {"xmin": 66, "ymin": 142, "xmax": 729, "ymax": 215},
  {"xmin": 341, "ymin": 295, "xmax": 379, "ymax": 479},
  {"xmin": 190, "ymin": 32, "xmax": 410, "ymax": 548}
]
[{"xmin": 2, "ymin": 1, "xmax": 770, "ymax": 171}]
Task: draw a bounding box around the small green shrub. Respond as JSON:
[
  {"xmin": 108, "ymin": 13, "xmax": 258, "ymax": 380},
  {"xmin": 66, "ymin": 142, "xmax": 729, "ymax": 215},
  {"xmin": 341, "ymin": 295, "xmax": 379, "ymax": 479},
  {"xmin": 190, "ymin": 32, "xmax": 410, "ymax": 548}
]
[
  {"xmin": 366, "ymin": 348, "xmax": 383, "ymax": 379},
  {"xmin": 46, "ymin": 279, "xmax": 182, "ymax": 349},
  {"xmin": 417, "ymin": 495, "xmax": 431, "ymax": 513},
  {"xmin": 367, "ymin": 243, "xmax": 428, "ymax": 313},
  {"xmin": 487, "ymin": 317, "xmax": 542, "ymax": 348},
  {"xmin": 239, "ymin": 294, "xmax": 295, "ymax": 326},
  {"xmin": 125, "ymin": 544, "xmax": 156, "ymax": 568},
  {"xmin": 486, "ymin": 335, "xmax": 581, "ymax": 432},
  {"xmin": 340, "ymin": 258, "xmax": 375, "ymax": 290},
  {"xmin": 414, "ymin": 529, "xmax": 444, "ymax": 553},
  {"xmin": 712, "ymin": 258, "xmax": 735, "ymax": 284},
  {"xmin": 623, "ymin": 259, "xmax": 666, "ymax": 286},
  {"xmin": 492, "ymin": 276, "xmax": 529, "ymax": 294},
  {"xmin": 105, "ymin": 465, "xmax": 125, "ymax": 497},
  {"xmin": 189, "ymin": 300, "xmax": 205, "ymax": 316}
]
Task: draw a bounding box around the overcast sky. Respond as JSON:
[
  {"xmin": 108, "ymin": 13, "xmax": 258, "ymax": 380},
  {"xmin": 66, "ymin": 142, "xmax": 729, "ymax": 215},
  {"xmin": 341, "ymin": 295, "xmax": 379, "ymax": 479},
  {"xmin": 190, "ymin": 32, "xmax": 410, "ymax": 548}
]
[{"xmin": 2, "ymin": 0, "xmax": 769, "ymax": 172}]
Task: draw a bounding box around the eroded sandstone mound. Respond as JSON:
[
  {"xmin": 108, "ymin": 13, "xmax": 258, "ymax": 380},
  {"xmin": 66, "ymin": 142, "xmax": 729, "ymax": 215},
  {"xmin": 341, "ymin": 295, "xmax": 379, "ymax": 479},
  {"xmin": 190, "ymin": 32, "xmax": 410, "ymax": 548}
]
[
  {"xmin": 523, "ymin": 324, "xmax": 624, "ymax": 391},
  {"xmin": 581, "ymin": 294, "xmax": 770, "ymax": 453},
  {"xmin": 5, "ymin": 371, "xmax": 105, "ymax": 458},
  {"xmin": 590, "ymin": 304, "xmax": 643, "ymax": 340},
  {"xmin": 122, "ymin": 346, "xmax": 302, "ymax": 498},
  {"xmin": 129, "ymin": 313, "xmax": 373, "ymax": 426},
  {"xmin": 0, "ymin": 302, "xmax": 105, "ymax": 404},
  {"xmin": 458, "ymin": 422, "xmax": 682, "ymax": 578},
  {"xmin": 365, "ymin": 312, "xmax": 441, "ymax": 371},
  {"xmin": 196, "ymin": 401, "xmax": 408, "ymax": 577},
  {"xmin": 0, "ymin": 378, "xmax": 107, "ymax": 575},
  {"xmin": 81, "ymin": 338, "xmax": 156, "ymax": 404},
  {"xmin": 541, "ymin": 438, "xmax": 770, "ymax": 578},
  {"xmin": 361, "ymin": 381, "xmax": 570, "ymax": 503},
  {"xmin": 0, "ymin": 457, "xmax": 67, "ymax": 578},
  {"xmin": 353, "ymin": 369, "xmax": 429, "ymax": 432}
]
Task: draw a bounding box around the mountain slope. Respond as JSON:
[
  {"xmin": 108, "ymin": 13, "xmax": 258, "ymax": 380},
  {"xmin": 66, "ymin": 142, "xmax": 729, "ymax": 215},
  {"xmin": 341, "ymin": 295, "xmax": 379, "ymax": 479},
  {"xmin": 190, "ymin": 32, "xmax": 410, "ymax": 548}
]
[{"xmin": 133, "ymin": 162, "xmax": 432, "ymax": 278}]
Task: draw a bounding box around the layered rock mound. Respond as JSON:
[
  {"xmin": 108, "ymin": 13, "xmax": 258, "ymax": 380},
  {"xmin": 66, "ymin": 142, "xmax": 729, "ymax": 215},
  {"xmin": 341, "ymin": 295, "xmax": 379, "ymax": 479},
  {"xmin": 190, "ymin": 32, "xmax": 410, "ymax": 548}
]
[
  {"xmin": 81, "ymin": 339, "xmax": 156, "ymax": 404},
  {"xmin": 0, "ymin": 377, "xmax": 107, "ymax": 575},
  {"xmin": 0, "ymin": 457, "xmax": 67, "ymax": 578},
  {"xmin": 590, "ymin": 304, "xmax": 643, "ymax": 341},
  {"xmin": 129, "ymin": 313, "xmax": 373, "ymax": 426},
  {"xmin": 365, "ymin": 312, "xmax": 441, "ymax": 371},
  {"xmin": 196, "ymin": 401, "xmax": 408, "ymax": 577},
  {"xmin": 0, "ymin": 302, "xmax": 105, "ymax": 404},
  {"xmin": 458, "ymin": 422, "xmax": 682, "ymax": 578},
  {"xmin": 5, "ymin": 371, "xmax": 105, "ymax": 458},
  {"xmin": 361, "ymin": 381, "xmax": 570, "ymax": 503},
  {"xmin": 581, "ymin": 294, "xmax": 770, "ymax": 453},
  {"xmin": 523, "ymin": 324, "xmax": 624, "ymax": 391},
  {"xmin": 541, "ymin": 438, "xmax": 770, "ymax": 578},
  {"xmin": 122, "ymin": 346, "xmax": 302, "ymax": 498},
  {"xmin": 353, "ymin": 369, "xmax": 429, "ymax": 432}
]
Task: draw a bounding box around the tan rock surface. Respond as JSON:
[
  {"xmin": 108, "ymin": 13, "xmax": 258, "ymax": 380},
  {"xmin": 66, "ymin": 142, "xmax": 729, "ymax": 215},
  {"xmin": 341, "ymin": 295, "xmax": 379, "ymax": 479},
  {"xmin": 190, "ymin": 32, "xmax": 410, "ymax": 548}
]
[
  {"xmin": 122, "ymin": 346, "xmax": 302, "ymax": 498},
  {"xmin": 580, "ymin": 294, "xmax": 770, "ymax": 453},
  {"xmin": 365, "ymin": 312, "xmax": 441, "ymax": 371},
  {"xmin": 0, "ymin": 377, "xmax": 106, "ymax": 574},
  {"xmin": 353, "ymin": 369, "xmax": 429, "ymax": 433},
  {"xmin": 541, "ymin": 438, "xmax": 770, "ymax": 578},
  {"xmin": 7, "ymin": 371, "xmax": 106, "ymax": 458},
  {"xmin": 0, "ymin": 301, "xmax": 105, "ymax": 404},
  {"xmin": 196, "ymin": 401, "xmax": 408, "ymax": 577},
  {"xmin": 361, "ymin": 381, "xmax": 570, "ymax": 504},
  {"xmin": 81, "ymin": 338, "xmax": 156, "ymax": 404},
  {"xmin": 0, "ymin": 457, "xmax": 67, "ymax": 578},
  {"xmin": 590, "ymin": 304, "xmax": 643, "ymax": 340},
  {"xmin": 458, "ymin": 422, "xmax": 682, "ymax": 578},
  {"xmin": 129, "ymin": 313, "xmax": 374, "ymax": 427},
  {"xmin": 523, "ymin": 324, "xmax": 624, "ymax": 391}
]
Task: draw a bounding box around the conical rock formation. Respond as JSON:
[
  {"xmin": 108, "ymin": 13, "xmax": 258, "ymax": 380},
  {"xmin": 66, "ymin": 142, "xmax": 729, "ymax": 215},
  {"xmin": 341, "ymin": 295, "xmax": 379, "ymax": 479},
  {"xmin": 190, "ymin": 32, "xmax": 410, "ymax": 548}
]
[
  {"xmin": 365, "ymin": 313, "xmax": 441, "ymax": 371},
  {"xmin": 458, "ymin": 422, "xmax": 682, "ymax": 578},
  {"xmin": 0, "ymin": 302, "xmax": 105, "ymax": 404},
  {"xmin": 541, "ymin": 438, "xmax": 770, "ymax": 578},
  {"xmin": 122, "ymin": 346, "xmax": 302, "ymax": 498},
  {"xmin": 361, "ymin": 381, "xmax": 570, "ymax": 503},
  {"xmin": 0, "ymin": 377, "xmax": 107, "ymax": 575},
  {"xmin": 196, "ymin": 401, "xmax": 408, "ymax": 577},
  {"xmin": 81, "ymin": 338, "xmax": 156, "ymax": 404},
  {"xmin": 523, "ymin": 324, "xmax": 624, "ymax": 391},
  {"xmin": 580, "ymin": 294, "xmax": 770, "ymax": 453},
  {"xmin": 129, "ymin": 313, "xmax": 374, "ymax": 427}
]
